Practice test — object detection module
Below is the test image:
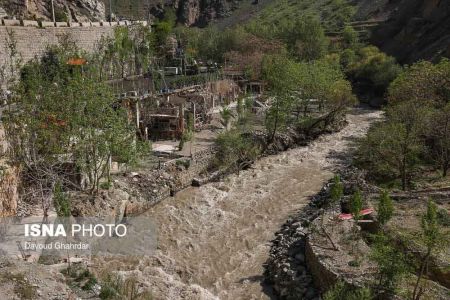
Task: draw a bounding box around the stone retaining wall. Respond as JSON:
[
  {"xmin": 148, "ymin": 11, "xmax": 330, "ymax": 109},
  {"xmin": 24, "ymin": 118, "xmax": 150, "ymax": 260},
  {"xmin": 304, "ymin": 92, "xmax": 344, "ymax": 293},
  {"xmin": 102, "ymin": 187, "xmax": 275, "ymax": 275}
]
[{"xmin": 0, "ymin": 20, "xmax": 148, "ymax": 65}]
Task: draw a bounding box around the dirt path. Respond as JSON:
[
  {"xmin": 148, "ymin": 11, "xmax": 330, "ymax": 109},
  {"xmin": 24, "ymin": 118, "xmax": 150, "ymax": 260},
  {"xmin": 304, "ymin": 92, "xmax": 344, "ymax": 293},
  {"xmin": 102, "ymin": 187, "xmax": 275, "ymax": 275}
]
[{"xmin": 140, "ymin": 108, "xmax": 383, "ymax": 299}]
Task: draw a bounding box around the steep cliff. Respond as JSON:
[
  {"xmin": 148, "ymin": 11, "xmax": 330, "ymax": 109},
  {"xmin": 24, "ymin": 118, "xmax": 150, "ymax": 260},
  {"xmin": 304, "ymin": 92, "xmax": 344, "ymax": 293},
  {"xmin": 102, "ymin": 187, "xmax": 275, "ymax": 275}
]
[
  {"xmin": 0, "ymin": 0, "xmax": 105, "ymax": 22},
  {"xmin": 364, "ymin": 0, "xmax": 450, "ymax": 63},
  {"xmin": 175, "ymin": 0, "xmax": 242, "ymax": 26},
  {"xmin": 102, "ymin": 0, "xmax": 243, "ymax": 26}
]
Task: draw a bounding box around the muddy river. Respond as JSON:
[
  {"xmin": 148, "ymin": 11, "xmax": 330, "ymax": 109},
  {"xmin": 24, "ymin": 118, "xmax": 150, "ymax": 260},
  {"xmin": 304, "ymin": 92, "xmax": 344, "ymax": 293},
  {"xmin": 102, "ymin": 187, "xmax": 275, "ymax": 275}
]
[{"xmin": 139, "ymin": 108, "xmax": 382, "ymax": 299}]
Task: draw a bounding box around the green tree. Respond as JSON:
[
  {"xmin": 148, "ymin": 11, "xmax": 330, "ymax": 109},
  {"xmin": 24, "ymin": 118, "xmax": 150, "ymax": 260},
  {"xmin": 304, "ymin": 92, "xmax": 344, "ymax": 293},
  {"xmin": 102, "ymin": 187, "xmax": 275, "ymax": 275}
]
[
  {"xmin": 344, "ymin": 46, "xmax": 401, "ymax": 95},
  {"xmin": 428, "ymin": 104, "xmax": 450, "ymax": 177},
  {"xmin": 113, "ymin": 27, "xmax": 133, "ymax": 78},
  {"xmin": 351, "ymin": 190, "xmax": 363, "ymax": 221},
  {"xmin": 370, "ymin": 233, "xmax": 409, "ymax": 296},
  {"xmin": 220, "ymin": 107, "xmax": 233, "ymax": 131},
  {"xmin": 330, "ymin": 175, "xmax": 344, "ymax": 202},
  {"xmin": 388, "ymin": 59, "xmax": 450, "ymax": 108},
  {"xmin": 342, "ymin": 25, "xmax": 359, "ymax": 49},
  {"xmin": 358, "ymin": 103, "xmax": 429, "ymax": 190},
  {"xmin": 4, "ymin": 44, "xmax": 139, "ymax": 195},
  {"xmin": 412, "ymin": 200, "xmax": 447, "ymax": 300},
  {"xmin": 377, "ymin": 190, "xmax": 394, "ymax": 228},
  {"xmin": 286, "ymin": 16, "xmax": 329, "ymax": 61},
  {"xmin": 262, "ymin": 55, "xmax": 299, "ymax": 142},
  {"xmin": 214, "ymin": 129, "xmax": 260, "ymax": 174},
  {"xmin": 53, "ymin": 182, "xmax": 71, "ymax": 218}
]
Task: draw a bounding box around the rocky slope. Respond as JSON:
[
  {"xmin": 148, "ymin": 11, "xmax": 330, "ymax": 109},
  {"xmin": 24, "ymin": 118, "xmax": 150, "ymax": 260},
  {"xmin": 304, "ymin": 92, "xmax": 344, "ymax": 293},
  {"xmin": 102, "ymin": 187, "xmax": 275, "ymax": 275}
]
[
  {"xmin": 0, "ymin": 0, "xmax": 105, "ymax": 22},
  {"xmin": 355, "ymin": 0, "xmax": 450, "ymax": 63},
  {"xmin": 101, "ymin": 0, "xmax": 244, "ymax": 26}
]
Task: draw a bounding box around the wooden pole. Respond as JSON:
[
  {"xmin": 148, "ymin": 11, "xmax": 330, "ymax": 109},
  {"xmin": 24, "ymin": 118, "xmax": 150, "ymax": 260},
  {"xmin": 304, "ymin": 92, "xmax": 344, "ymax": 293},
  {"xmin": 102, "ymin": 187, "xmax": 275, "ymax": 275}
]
[{"xmin": 51, "ymin": 0, "xmax": 56, "ymax": 23}]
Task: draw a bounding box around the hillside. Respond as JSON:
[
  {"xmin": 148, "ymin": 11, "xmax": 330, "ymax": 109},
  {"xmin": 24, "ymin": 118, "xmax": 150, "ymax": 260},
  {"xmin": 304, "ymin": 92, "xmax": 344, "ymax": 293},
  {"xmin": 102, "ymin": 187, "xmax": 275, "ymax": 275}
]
[
  {"xmin": 211, "ymin": 0, "xmax": 450, "ymax": 63},
  {"xmin": 0, "ymin": 0, "xmax": 105, "ymax": 22},
  {"xmin": 368, "ymin": 0, "xmax": 450, "ymax": 63}
]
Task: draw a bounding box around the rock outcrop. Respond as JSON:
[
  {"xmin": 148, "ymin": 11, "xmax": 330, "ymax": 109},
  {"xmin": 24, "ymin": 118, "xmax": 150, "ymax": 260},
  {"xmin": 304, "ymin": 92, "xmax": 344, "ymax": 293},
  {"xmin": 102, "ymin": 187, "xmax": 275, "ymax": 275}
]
[
  {"xmin": 354, "ymin": 0, "xmax": 450, "ymax": 63},
  {"xmin": 175, "ymin": 0, "xmax": 242, "ymax": 26},
  {"xmin": 0, "ymin": 0, "xmax": 105, "ymax": 22}
]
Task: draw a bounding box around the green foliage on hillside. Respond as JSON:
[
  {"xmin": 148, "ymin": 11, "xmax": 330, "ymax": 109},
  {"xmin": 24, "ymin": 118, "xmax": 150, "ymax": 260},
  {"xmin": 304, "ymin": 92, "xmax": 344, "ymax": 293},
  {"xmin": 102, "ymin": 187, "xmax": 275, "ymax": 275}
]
[
  {"xmin": 357, "ymin": 59, "xmax": 450, "ymax": 189},
  {"xmin": 250, "ymin": 0, "xmax": 356, "ymax": 32},
  {"xmin": 214, "ymin": 129, "xmax": 261, "ymax": 173},
  {"xmin": 3, "ymin": 38, "xmax": 144, "ymax": 195},
  {"xmin": 262, "ymin": 54, "xmax": 356, "ymax": 140}
]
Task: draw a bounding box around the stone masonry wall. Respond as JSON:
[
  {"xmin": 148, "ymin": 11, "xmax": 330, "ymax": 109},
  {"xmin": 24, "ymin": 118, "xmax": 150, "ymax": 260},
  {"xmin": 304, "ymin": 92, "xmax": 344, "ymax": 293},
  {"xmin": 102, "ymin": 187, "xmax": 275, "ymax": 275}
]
[
  {"xmin": 0, "ymin": 20, "xmax": 148, "ymax": 65},
  {"xmin": 0, "ymin": 25, "xmax": 114, "ymax": 63}
]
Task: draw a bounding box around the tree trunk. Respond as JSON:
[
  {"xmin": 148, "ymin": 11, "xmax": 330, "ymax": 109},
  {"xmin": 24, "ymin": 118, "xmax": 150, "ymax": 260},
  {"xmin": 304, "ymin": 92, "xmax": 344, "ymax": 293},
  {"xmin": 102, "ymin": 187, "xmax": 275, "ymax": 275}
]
[
  {"xmin": 401, "ymin": 158, "xmax": 407, "ymax": 191},
  {"xmin": 269, "ymin": 109, "xmax": 279, "ymax": 144},
  {"xmin": 412, "ymin": 250, "xmax": 430, "ymax": 300}
]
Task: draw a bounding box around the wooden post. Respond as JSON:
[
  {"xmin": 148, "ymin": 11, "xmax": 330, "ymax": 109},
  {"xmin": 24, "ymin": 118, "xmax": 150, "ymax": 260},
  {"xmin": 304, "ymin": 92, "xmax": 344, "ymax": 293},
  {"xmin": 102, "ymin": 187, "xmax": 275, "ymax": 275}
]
[{"xmin": 51, "ymin": 0, "xmax": 56, "ymax": 23}]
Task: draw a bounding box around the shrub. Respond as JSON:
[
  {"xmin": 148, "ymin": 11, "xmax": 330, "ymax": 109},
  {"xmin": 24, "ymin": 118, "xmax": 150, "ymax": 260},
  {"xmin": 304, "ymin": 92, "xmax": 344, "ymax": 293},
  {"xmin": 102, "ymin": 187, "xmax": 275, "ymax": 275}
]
[
  {"xmin": 324, "ymin": 281, "xmax": 372, "ymax": 300},
  {"xmin": 100, "ymin": 274, "xmax": 152, "ymax": 300}
]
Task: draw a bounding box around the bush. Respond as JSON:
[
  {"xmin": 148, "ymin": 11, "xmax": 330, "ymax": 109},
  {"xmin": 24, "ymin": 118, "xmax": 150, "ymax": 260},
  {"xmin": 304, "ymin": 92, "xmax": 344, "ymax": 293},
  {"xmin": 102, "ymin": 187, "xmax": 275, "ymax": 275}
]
[
  {"xmin": 214, "ymin": 129, "xmax": 260, "ymax": 173},
  {"xmin": 343, "ymin": 46, "xmax": 401, "ymax": 95},
  {"xmin": 100, "ymin": 274, "xmax": 152, "ymax": 300},
  {"xmin": 324, "ymin": 281, "xmax": 372, "ymax": 300},
  {"xmin": 437, "ymin": 208, "xmax": 450, "ymax": 227},
  {"xmin": 330, "ymin": 175, "xmax": 344, "ymax": 202}
]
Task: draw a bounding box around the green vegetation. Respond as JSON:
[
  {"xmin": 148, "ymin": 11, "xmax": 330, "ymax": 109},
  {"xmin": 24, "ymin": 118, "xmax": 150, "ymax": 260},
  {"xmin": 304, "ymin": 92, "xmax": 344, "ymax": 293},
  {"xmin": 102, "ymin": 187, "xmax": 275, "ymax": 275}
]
[
  {"xmin": 341, "ymin": 46, "xmax": 402, "ymax": 95},
  {"xmin": 357, "ymin": 59, "xmax": 450, "ymax": 190},
  {"xmin": 214, "ymin": 129, "xmax": 261, "ymax": 174},
  {"xmin": 370, "ymin": 233, "xmax": 409, "ymax": 296},
  {"xmin": 330, "ymin": 175, "xmax": 344, "ymax": 202},
  {"xmin": 376, "ymin": 190, "xmax": 393, "ymax": 228},
  {"xmin": 99, "ymin": 273, "xmax": 152, "ymax": 300},
  {"xmin": 53, "ymin": 183, "xmax": 71, "ymax": 217},
  {"xmin": 412, "ymin": 200, "xmax": 448, "ymax": 300},
  {"xmin": 249, "ymin": 0, "xmax": 356, "ymax": 32},
  {"xmin": 261, "ymin": 55, "xmax": 355, "ymax": 142},
  {"xmin": 323, "ymin": 281, "xmax": 372, "ymax": 300},
  {"xmin": 350, "ymin": 190, "xmax": 363, "ymax": 221},
  {"xmin": 2, "ymin": 35, "xmax": 146, "ymax": 199}
]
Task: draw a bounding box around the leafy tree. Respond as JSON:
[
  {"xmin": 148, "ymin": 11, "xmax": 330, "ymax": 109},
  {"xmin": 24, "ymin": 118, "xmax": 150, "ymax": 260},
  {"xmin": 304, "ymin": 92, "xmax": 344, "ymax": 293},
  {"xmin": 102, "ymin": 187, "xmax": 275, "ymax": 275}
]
[
  {"xmin": 351, "ymin": 190, "xmax": 363, "ymax": 221},
  {"xmin": 113, "ymin": 27, "xmax": 133, "ymax": 78},
  {"xmin": 53, "ymin": 182, "xmax": 71, "ymax": 218},
  {"xmin": 330, "ymin": 175, "xmax": 344, "ymax": 202},
  {"xmin": 220, "ymin": 107, "xmax": 233, "ymax": 131},
  {"xmin": 370, "ymin": 233, "xmax": 409, "ymax": 296},
  {"xmin": 214, "ymin": 129, "xmax": 260, "ymax": 174},
  {"xmin": 428, "ymin": 104, "xmax": 450, "ymax": 177},
  {"xmin": 262, "ymin": 55, "xmax": 299, "ymax": 142},
  {"xmin": 388, "ymin": 59, "xmax": 450, "ymax": 108},
  {"xmin": 284, "ymin": 15, "xmax": 329, "ymax": 61},
  {"xmin": 412, "ymin": 200, "xmax": 448, "ymax": 300},
  {"xmin": 377, "ymin": 190, "xmax": 394, "ymax": 228},
  {"xmin": 342, "ymin": 25, "xmax": 359, "ymax": 49},
  {"xmin": 358, "ymin": 103, "xmax": 429, "ymax": 190},
  {"xmin": 344, "ymin": 46, "xmax": 401, "ymax": 95},
  {"xmin": 3, "ymin": 43, "xmax": 139, "ymax": 195}
]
